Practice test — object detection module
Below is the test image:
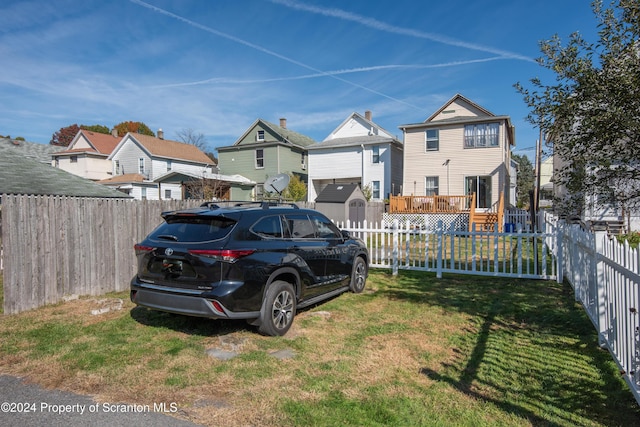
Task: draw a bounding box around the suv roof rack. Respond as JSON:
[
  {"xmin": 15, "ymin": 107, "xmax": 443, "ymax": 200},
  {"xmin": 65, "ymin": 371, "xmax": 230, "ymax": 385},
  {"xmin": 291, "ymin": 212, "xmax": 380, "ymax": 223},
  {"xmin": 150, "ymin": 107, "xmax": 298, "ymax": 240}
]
[{"xmin": 199, "ymin": 201, "xmax": 299, "ymax": 210}]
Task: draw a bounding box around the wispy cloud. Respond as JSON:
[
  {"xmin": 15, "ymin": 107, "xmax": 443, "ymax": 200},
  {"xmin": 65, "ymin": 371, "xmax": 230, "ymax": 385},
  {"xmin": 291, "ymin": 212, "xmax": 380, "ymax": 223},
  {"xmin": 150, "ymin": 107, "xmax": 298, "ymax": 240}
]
[
  {"xmin": 150, "ymin": 57, "xmax": 509, "ymax": 89},
  {"xmin": 128, "ymin": 0, "xmax": 439, "ymax": 110},
  {"xmin": 269, "ymin": 0, "xmax": 535, "ymax": 62}
]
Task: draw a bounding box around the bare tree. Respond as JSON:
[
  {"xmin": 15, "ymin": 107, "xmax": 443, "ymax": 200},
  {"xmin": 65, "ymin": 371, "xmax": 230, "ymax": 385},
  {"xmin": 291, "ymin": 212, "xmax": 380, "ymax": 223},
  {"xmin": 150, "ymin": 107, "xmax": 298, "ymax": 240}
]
[{"xmin": 175, "ymin": 128, "xmax": 208, "ymax": 151}]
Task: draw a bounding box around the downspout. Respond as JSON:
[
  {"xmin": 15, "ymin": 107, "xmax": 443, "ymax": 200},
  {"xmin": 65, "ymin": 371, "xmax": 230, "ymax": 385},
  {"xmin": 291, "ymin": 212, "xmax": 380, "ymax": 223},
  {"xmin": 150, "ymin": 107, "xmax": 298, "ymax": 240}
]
[{"xmin": 361, "ymin": 144, "xmax": 365, "ymax": 189}]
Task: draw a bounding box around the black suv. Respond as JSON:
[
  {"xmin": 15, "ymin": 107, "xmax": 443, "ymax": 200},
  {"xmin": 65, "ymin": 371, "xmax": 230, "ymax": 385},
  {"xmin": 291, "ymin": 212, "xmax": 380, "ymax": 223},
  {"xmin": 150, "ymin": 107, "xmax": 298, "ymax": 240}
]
[{"xmin": 130, "ymin": 202, "xmax": 369, "ymax": 336}]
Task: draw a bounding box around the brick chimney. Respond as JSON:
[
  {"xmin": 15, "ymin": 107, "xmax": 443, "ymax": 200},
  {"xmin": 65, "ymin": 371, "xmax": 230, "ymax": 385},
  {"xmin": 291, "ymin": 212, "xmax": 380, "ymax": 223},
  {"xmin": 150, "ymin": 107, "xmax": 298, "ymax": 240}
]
[
  {"xmin": 279, "ymin": 118, "xmax": 287, "ymax": 129},
  {"xmin": 365, "ymin": 110, "xmax": 372, "ymax": 121},
  {"xmin": 158, "ymin": 128, "xmax": 164, "ymax": 140}
]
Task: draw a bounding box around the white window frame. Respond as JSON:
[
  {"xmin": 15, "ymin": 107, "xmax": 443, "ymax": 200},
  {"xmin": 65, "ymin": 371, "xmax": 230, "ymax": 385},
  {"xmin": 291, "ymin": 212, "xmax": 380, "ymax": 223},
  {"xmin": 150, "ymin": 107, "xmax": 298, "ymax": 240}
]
[
  {"xmin": 425, "ymin": 176, "xmax": 439, "ymax": 196},
  {"xmin": 426, "ymin": 129, "xmax": 439, "ymax": 151},
  {"xmin": 139, "ymin": 158, "xmax": 145, "ymax": 174},
  {"xmin": 255, "ymin": 149, "xmax": 264, "ymax": 169},
  {"xmin": 372, "ymin": 145, "xmax": 380, "ymax": 163},
  {"xmin": 372, "ymin": 181, "xmax": 380, "ymax": 199},
  {"xmin": 464, "ymin": 123, "xmax": 499, "ymax": 148},
  {"xmin": 256, "ymin": 130, "xmax": 265, "ymax": 141}
]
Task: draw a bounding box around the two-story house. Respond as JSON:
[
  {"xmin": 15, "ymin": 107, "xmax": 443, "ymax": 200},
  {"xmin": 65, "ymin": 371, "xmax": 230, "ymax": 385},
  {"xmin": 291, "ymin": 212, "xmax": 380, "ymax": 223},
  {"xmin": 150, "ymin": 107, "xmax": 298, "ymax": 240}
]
[
  {"xmin": 217, "ymin": 118, "xmax": 316, "ymax": 200},
  {"xmin": 399, "ymin": 94, "xmax": 515, "ymax": 210},
  {"xmin": 104, "ymin": 131, "xmax": 217, "ymax": 200},
  {"xmin": 52, "ymin": 130, "xmax": 122, "ymax": 181},
  {"xmin": 307, "ymin": 111, "xmax": 403, "ymax": 203}
]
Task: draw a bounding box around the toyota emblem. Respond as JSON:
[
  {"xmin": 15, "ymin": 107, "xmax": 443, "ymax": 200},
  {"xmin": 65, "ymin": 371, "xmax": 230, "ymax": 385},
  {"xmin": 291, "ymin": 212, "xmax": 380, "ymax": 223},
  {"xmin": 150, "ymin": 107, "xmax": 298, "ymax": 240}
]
[{"xmin": 164, "ymin": 248, "xmax": 174, "ymax": 256}]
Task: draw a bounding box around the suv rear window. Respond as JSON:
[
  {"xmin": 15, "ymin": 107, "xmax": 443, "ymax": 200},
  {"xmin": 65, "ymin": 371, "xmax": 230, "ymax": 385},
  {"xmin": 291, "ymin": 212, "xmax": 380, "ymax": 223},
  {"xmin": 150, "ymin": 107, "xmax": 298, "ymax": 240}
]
[{"xmin": 149, "ymin": 216, "xmax": 236, "ymax": 243}]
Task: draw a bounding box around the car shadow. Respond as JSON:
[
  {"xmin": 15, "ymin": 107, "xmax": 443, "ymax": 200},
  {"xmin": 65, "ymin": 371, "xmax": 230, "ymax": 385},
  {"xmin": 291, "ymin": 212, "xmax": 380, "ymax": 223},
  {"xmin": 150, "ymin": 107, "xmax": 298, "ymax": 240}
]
[{"xmin": 129, "ymin": 306, "xmax": 254, "ymax": 337}]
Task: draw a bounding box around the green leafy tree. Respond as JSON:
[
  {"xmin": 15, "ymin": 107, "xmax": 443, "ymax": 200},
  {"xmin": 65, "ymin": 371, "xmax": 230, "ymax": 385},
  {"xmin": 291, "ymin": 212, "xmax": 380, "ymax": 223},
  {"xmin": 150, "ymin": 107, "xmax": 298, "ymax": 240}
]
[
  {"xmin": 113, "ymin": 121, "xmax": 155, "ymax": 137},
  {"xmin": 515, "ymin": 0, "xmax": 640, "ymax": 217},
  {"xmin": 284, "ymin": 174, "xmax": 307, "ymax": 201},
  {"xmin": 512, "ymin": 154, "xmax": 535, "ymax": 208},
  {"xmin": 361, "ymin": 184, "xmax": 372, "ymax": 202},
  {"xmin": 50, "ymin": 124, "xmax": 80, "ymax": 146},
  {"xmin": 81, "ymin": 124, "xmax": 110, "ymax": 134}
]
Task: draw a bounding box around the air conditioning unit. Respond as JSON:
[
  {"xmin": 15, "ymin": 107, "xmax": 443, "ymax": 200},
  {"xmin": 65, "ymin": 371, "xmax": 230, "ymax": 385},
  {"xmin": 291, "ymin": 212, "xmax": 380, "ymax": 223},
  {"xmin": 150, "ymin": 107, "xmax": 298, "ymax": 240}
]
[{"xmin": 301, "ymin": 164, "xmax": 306, "ymax": 170}]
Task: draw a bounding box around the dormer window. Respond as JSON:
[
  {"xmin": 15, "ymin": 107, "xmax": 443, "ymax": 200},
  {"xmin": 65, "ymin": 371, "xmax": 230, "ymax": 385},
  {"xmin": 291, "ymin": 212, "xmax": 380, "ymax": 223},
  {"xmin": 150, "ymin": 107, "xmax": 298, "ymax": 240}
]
[{"xmin": 256, "ymin": 130, "xmax": 265, "ymax": 141}]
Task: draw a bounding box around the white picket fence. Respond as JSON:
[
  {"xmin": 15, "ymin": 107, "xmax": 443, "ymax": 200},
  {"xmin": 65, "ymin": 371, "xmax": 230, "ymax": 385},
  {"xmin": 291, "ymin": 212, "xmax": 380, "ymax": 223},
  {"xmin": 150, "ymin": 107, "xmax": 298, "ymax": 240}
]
[
  {"xmin": 339, "ymin": 218, "xmax": 558, "ymax": 280},
  {"xmin": 338, "ymin": 213, "xmax": 640, "ymax": 406},
  {"xmin": 557, "ymin": 220, "xmax": 640, "ymax": 405}
]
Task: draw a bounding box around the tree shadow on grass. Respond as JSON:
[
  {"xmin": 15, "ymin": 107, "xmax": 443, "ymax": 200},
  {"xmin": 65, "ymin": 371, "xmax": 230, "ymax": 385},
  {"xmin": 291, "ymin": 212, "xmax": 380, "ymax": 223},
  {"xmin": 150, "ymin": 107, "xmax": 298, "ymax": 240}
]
[{"xmin": 380, "ymin": 270, "xmax": 640, "ymax": 425}]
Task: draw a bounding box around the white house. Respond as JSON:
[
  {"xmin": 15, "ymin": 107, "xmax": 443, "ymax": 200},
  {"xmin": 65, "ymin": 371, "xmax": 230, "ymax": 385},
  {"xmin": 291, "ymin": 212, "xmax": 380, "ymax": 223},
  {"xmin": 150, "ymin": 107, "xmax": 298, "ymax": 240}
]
[
  {"xmin": 104, "ymin": 132, "xmax": 217, "ymax": 200},
  {"xmin": 307, "ymin": 111, "xmax": 403, "ymax": 202},
  {"xmin": 52, "ymin": 130, "xmax": 122, "ymax": 181}
]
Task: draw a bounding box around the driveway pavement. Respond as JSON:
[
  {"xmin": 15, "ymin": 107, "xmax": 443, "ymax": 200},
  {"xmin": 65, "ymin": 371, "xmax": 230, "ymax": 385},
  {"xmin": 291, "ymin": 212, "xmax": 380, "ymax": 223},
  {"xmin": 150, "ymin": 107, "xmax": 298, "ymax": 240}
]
[{"xmin": 0, "ymin": 375, "xmax": 202, "ymax": 427}]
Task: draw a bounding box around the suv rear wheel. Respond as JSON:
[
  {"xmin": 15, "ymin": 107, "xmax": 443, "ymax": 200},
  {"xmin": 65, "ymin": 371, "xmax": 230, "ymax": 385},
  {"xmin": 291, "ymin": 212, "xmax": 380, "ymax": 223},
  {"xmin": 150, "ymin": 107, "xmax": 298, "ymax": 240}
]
[
  {"xmin": 349, "ymin": 257, "xmax": 367, "ymax": 293},
  {"xmin": 259, "ymin": 280, "xmax": 296, "ymax": 336}
]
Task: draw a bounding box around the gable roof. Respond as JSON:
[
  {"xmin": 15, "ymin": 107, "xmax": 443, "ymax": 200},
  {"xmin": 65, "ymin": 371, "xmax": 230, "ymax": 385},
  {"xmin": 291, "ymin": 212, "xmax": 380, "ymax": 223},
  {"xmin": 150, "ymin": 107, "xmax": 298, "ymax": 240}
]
[
  {"xmin": 324, "ymin": 111, "xmax": 395, "ymax": 141},
  {"xmin": 0, "ymin": 137, "xmax": 66, "ymax": 163},
  {"xmin": 221, "ymin": 118, "xmax": 316, "ymax": 150},
  {"xmin": 425, "ymin": 93, "xmax": 495, "ymax": 122},
  {"xmin": 110, "ymin": 133, "xmax": 215, "ymax": 165},
  {"xmin": 0, "ymin": 149, "xmax": 131, "ymax": 198},
  {"xmin": 398, "ymin": 93, "xmax": 516, "ymax": 145},
  {"xmin": 315, "ymin": 184, "xmax": 363, "ymax": 203}
]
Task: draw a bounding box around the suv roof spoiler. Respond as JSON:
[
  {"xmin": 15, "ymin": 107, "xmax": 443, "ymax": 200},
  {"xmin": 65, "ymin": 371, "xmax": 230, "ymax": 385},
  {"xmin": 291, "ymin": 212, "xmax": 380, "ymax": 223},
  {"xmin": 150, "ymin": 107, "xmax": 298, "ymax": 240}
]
[{"xmin": 199, "ymin": 201, "xmax": 300, "ymax": 210}]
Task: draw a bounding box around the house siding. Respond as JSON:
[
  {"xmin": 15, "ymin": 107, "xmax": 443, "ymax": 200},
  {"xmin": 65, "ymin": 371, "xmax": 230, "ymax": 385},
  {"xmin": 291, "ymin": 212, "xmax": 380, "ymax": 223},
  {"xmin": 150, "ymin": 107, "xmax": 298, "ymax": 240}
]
[
  {"xmin": 113, "ymin": 139, "xmax": 150, "ymax": 177},
  {"xmin": 403, "ymin": 123, "xmax": 507, "ymax": 199}
]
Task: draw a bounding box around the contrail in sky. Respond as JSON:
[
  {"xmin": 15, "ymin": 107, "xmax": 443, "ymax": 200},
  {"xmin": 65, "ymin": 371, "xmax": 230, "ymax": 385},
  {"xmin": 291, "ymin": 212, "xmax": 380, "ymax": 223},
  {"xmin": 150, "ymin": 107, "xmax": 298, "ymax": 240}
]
[
  {"xmin": 129, "ymin": 0, "xmax": 427, "ymax": 109},
  {"xmin": 151, "ymin": 58, "xmax": 509, "ymax": 89},
  {"xmin": 269, "ymin": 0, "xmax": 535, "ymax": 62}
]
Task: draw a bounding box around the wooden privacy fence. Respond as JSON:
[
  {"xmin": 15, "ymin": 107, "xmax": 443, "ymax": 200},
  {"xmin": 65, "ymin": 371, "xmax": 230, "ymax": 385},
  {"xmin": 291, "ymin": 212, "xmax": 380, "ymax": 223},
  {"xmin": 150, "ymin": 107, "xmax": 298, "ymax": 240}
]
[{"xmin": 1, "ymin": 195, "xmax": 203, "ymax": 314}]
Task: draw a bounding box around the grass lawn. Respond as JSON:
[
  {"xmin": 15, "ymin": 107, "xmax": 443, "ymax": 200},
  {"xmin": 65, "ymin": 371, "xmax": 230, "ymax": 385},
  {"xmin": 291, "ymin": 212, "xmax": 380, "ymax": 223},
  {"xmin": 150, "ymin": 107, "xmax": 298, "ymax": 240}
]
[{"xmin": 0, "ymin": 270, "xmax": 638, "ymax": 426}]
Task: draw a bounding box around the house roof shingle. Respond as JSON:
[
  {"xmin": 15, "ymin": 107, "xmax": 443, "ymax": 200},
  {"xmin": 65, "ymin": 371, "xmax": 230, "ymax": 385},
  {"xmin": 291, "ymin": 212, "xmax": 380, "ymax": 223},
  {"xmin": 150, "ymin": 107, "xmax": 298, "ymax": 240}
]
[
  {"xmin": 0, "ymin": 149, "xmax": 131, "ymax": 198},
  {"xmin": 131, "ymin": 134, "xmax": 215, "ymax": 165},
  {"xmin": 315, "ymin": 184, "xmax": 362, "ymax": 203},
  {"xmin": 0, "ymin": 137, "xmax": 66, "ymax": 163}
]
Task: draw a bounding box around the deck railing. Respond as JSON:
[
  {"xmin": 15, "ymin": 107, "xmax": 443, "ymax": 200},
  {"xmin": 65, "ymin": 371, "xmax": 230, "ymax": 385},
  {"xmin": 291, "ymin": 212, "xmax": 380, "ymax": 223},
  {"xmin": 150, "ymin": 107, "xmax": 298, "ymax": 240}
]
[{"xmin": 389, "ymin": 195, "xmax": 472, "ymax": 214}]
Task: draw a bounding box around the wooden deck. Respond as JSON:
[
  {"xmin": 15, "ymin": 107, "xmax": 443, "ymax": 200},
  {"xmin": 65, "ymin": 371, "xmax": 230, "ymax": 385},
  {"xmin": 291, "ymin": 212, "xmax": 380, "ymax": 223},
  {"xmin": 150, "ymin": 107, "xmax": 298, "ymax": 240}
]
[
  {"xmin": 389, "ymin": 195, "xmax": 472, "ymax": 214},
  {"xmin": 389, "ymin": 193, "xmax": 505, "ymax": 232}
]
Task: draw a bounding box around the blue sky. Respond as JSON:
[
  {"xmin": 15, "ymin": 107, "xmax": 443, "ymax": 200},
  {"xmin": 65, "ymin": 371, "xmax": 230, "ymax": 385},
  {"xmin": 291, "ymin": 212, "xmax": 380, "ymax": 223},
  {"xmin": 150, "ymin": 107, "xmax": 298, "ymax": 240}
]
[{"xmin": 0, "ymin": 0, "xmax": 600, "ymax": 158}]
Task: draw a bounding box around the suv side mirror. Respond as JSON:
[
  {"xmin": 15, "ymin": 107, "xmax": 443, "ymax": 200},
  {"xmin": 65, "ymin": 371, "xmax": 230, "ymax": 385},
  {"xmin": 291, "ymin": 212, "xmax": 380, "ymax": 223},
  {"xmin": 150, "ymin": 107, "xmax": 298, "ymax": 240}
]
[{"xmin": 341, "ymin": 230, "xmax": 351, "ymax": 239}]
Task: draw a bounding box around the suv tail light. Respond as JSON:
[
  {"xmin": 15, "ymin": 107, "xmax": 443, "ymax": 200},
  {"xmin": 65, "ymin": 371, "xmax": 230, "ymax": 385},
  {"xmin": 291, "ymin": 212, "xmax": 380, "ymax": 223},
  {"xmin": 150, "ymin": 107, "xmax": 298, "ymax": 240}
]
[
  {"xmin": 188, "ymin": 249, "xmax": 256, "ymax": 262},
  {"xmin": 134, "ymin": 244, "xmax": 155, "ymax": 255}
]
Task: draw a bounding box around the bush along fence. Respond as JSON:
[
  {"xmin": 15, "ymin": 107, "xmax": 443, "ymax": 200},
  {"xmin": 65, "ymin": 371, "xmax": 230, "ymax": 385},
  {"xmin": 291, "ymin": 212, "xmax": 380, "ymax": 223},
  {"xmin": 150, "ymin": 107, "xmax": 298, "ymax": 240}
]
[{"xmin": 339, "ymin": 213, "xmax": 640, "ymax": 406}]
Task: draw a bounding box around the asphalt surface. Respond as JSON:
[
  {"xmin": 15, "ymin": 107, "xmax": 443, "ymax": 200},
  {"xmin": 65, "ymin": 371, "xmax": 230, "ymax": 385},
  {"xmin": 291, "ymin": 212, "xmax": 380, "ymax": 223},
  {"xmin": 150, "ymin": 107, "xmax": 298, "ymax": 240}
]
[{"xmin": 0, "ymin": 375, "xmax": 203, "ymax": 427}]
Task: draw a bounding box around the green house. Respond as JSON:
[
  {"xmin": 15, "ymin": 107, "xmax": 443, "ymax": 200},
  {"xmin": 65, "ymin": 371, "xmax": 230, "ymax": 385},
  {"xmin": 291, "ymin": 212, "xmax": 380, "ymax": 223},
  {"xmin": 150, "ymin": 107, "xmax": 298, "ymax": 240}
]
[{"xmin": 217, "ymin": 118, "xmax": 317, "ymax": 200}]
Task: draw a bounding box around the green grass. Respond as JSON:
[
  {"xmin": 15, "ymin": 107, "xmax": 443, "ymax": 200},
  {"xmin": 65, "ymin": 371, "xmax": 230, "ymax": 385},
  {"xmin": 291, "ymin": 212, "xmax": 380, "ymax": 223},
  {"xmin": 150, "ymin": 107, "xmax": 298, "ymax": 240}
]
[{"xmin": 0, "ymin": 271, "xmax": 639, "ymax": 426}]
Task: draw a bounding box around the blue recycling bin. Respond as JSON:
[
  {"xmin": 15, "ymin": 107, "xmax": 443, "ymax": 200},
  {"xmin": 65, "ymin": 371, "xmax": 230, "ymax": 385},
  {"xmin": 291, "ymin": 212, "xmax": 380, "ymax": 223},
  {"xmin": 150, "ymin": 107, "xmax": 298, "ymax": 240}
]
[{"xmin": 505, "ymin": 223, "xmax": 515, "ymax": 232}]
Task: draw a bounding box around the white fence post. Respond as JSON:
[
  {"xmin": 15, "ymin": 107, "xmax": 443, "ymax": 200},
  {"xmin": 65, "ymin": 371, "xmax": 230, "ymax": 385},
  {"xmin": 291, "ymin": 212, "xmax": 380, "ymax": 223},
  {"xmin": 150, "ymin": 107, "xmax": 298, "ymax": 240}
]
[
  {"xmin": 392, "ymin": 219, "xmax": 399, "ymax": 276},
  {"xmin": 436, "ymin": 220, "xmax": 443, "ymax": 279},
  {"xmin": 594, "ymin": 230, "xmax": 609, "ymax": 347}
]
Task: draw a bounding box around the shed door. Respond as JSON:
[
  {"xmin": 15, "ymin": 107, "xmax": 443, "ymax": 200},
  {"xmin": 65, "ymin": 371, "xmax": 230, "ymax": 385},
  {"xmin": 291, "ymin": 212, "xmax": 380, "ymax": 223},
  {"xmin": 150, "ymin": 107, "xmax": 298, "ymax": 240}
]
[{"xmin": 349, "ymin": 199, "xmax": 366, "ymax": 225}]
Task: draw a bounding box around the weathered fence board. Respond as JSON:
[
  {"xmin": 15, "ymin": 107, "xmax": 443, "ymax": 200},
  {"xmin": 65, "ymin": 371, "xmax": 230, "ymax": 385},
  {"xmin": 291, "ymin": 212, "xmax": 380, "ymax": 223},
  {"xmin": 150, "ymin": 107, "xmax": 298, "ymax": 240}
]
[{"xmin": 1, "ymin": 195, "xmax": 203, "ymax": 314}]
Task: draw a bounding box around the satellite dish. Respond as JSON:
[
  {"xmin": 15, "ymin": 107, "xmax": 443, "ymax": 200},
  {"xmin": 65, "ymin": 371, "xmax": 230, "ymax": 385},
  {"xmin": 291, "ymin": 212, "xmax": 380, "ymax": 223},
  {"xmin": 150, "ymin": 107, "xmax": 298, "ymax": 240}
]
[{"xmin": 264, "ymin": 173, "xmax": 290, "ymax": 196}]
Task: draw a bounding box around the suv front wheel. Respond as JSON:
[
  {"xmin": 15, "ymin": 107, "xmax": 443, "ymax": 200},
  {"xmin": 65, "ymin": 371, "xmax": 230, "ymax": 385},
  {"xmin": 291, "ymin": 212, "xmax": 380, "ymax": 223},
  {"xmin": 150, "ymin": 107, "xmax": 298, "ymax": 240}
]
[
  {"xmin": 259, "ymin": 280, "xmax": 296, "ymax": 336},
  {"xmin": 349, "ymin": 257, "xmax": 367, "ymax": 293}
]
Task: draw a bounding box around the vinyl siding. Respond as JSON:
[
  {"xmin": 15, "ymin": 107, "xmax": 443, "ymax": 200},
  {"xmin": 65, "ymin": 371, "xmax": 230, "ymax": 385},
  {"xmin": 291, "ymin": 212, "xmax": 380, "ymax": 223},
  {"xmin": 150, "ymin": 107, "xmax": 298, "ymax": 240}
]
[{"xmin": 403, "ymin": 122, "xmax": 508, "ymax": 202}]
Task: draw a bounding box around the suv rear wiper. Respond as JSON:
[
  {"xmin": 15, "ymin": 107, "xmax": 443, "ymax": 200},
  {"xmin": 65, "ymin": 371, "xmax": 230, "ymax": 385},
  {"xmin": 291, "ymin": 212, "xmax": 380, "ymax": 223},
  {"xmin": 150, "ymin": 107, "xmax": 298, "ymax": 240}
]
[{"xmin": 157, "ymin": 234, "xmax": 179, "ymax": 241}]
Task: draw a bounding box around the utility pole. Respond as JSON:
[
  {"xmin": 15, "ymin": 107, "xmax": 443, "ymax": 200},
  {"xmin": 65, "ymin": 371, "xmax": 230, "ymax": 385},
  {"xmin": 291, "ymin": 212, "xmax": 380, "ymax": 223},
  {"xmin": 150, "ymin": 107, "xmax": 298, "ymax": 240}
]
[{"xmin": 532, "ymin": 127, "xmax": 544, "ymax": 230}]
